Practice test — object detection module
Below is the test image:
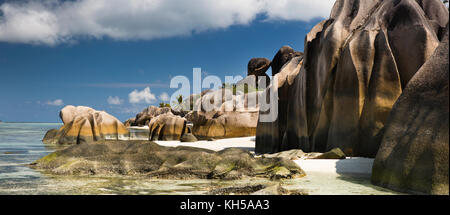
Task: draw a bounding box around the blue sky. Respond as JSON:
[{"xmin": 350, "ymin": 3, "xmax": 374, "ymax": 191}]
[{"xmin": 0, "ymin": 0, "xmax": 334, "ymax": 122}]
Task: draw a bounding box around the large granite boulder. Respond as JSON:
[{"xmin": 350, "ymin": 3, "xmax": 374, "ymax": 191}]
[
  {"xmin": 148, "ymin": 113, "xmax": 188, "ymax": 141},
  {"xmin": 131, "ymin": 106, "xmax": 173, "ymax": 126},
  {"xmin": 256, "ymin": 0, "xmax": 448, "ymax": 156},
  {"xmin": 248, "ymin": 58, "xmax": 271, "ymax": 77},
  {"xmin": 186, "ymin": 88, "xmax": 260, "ymax": 139},
  {"xmin": 371, "ymin": 24, "xmax": 449, "ymax": 195},
  {"xmin": 31, "ymin": 140, "xmax": 305, "ymax": 180},
  {"xmin": 42, "ymin": 129, "xmax": 58, "ymax": 143},
  {"xmin": 186, "ymin": 109, "xmax": 258, "ymax": 139},
  {"xmin": 44, "ymin": 105, "xmax": 129, "ymax": 145},
  {"xmin": 271, "ymin": 46, "xmax": 303, "ymax": 76},
  {"xmin": 247, "ymin": 58, "xmax": 271, "ymax": 88},
  {"xmin": 123, "ymin": 117, "xmax": 135, "ymax": 127},
  {"xmin": 255, "ymin": 55, "xmax": 303, "ymax": 154},
  {"xmin": 180, "ymin": 133, "xmax": 198, "ymax": 142}
]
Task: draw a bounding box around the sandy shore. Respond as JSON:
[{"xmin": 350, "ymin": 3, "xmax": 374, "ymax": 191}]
[
  {"xmin": 155, "ymin": 136, "xmax": 256, "ymax": 152},
  {"xmin": 154, "ymin": 136, "xmax": 374, "ymax": 177}
]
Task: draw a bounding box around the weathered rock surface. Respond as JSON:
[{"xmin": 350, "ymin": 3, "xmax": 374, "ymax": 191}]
[
  {"xmin": 248, "ymin": 58, "xmax": 271, "ymax": 77},
  {"xmin": 208, "ymin": 184, "xmax": 266, "ymax": 195},
  {"xmin": 44, "ymin": 105, "xmax": 129, "ymax": 145},
  {"xmin": 207, "ymin": 183, "xmax": 308, "ymax": 195},
  {"xmin": 371, "ymin": 24, "xmax": 449, "ymax": 195},
  {"xmin": 263, "ymin": 148, "xmax": 346, "ymax": 160},
  {"xmin": 256, "ymin": 0, "xmax": 449, "ymax": 157},
  {"xmin": 31, "ymin": 140, "xmax": 306, "ymax": 180},
  {"xmin": 255, "ymin": 55, "xmax": 303, "ymax": 154},
  {"xmin": 128, "ymin": 106, "xmax": 184, "ymax": 127},
  {"xmin": 123, "ymin": 117, "xmax": 135, "ymax": 127},
  {"xmin": 133, "ymin": 106, "xmax": 171, "ymax": 126},
  {"xmin": 187, "ymin": 110, "xmax": 258, "ymax": 139},
  {"xmin": 186, "ymin": 88, "xmax": 260, "ymax": 139},
  {"xmin": 180, "ymin": 133, "xmax": 198, "ymax": 142},
  {"xmin": 271, "ymin": 46, "xmax": 303, "ymax": 76},
  {"xmin": 42, "ymin": 129, "xmax": 58, "ymax": 144},
  {"xmin": 148, "ymin": 113, "xmax": 188, "ymax": 141},
  {"xmin": 250, "ymin": 184, "xmax": 308, "ymax": 195}
]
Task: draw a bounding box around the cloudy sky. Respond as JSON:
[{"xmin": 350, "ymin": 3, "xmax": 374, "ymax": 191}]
[{"xmin": 0, "ymin": 0, "xmax": 335, "ymax": 122}]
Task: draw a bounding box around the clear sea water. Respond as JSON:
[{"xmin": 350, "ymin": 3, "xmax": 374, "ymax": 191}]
[{"xmin": 0, "ymin": 123, "xmax": 402, "ymax": 195}]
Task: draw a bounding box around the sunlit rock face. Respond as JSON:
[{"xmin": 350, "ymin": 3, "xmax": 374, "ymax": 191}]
[
  {"xmin": 372, "ymin": 24, "xmax": 449, "ymax": 195},
  {"xmin": 128, "ymin": 106, "xmax": 175, "ymax": 127},
  {"xmin": 256, "ymin": 0, "xmax": 448, "ymax": 157},
  {"xmin": 148, "ymin": 112, "xmax": 189, "ymax": 141},
  {"xmin": 43, "ymin": 105, "xmax": 129, "ymax": 145}
]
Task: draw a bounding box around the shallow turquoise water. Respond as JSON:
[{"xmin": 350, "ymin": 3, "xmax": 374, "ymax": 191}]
[
  {"xmin": 0, "ymin": 123, "xmax": 401, "ymax": 195},
  {"xmin": 0, "ymin": 123, "xmax": 226, "ymax": 195},
  {"xmin": 0, "ymin": 123, "xmax": 61, "ymax": 194}
]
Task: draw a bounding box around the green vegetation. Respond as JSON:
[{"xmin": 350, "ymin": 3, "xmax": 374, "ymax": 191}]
[
  {"xmin": 159, "ymin": 102, "xmax": 171, "ymax": 108},
  {"xmin": 171, "ymin": 94, "xmax": 184, "ymax": 110},
  {"xmin": 37, "ymin": 151, "xmax": 60, "ymax": 164}
]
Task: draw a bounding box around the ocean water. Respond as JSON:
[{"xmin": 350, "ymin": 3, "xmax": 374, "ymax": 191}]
[{"xmin": 0, "ymin": 123, "xmax": 402, "ymax": 195}]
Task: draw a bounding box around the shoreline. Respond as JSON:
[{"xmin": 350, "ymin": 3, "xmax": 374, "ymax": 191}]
[{"xmin": 153, "ymin": 136, "xmax": 374, "ymax": 177}]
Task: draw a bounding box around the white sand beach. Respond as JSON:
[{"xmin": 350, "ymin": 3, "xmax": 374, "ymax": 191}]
[
  {"xmin": 152, "ymin": 136, "xmax": 402, "ymax": 195},
  {"xmin": 155, "ymin": 136, "xmax": 256, "ymax": 152}
]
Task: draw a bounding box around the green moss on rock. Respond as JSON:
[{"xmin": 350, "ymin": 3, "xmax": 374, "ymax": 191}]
[{"xmin": 31, "ymin": 140, "xmax": 306, "ymax": 180}]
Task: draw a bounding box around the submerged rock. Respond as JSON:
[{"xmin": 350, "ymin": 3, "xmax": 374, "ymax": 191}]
[
  {"xmin": 44, "ymin": 105, "xmax": 129, "ymax": 145},
  {"xmin": 31, "ymin": 140, "xmax": 306, "ymax": 180},
  {"xmin": 208, "ymin": 184, "xmax": 266, "ymax": 195},
  {"xmin": 187, "ymin": 110, "xmax": 258, "ymax": 140},
  {"xmin": 371, "ymin": 24, "xmax": 449, "ymax": 195},
  {"xmin": 208, "ymin": 183, "xmax": 308, "ymax": 195},
  {"xmin": 250, "ymin": 184, "xmax": 290, "ymax": 195}
]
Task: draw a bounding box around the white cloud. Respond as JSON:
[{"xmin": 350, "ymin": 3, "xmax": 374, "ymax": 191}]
[
  {"xmin": 46, "ymin": 99, "xmax": 64, "ymax": 106},
  {"xmin": 0, "ymin": 0, "xmax": 335, "ymax": 45},
  {"xmin": 107, "ymin": 96, "xmax": 124, "ymax": 105},
  {"xmin": 129, "ymin": 87, "xmax": 156, "ymax": 104},
  {"xmin": 158, "ymin": 92, "xmax": 170, "ymax": 102}
]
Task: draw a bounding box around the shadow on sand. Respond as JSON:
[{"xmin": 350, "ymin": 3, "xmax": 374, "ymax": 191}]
[{"xmin": 335, "ymin": 158, "xmax": 405, "ymax": 194}]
